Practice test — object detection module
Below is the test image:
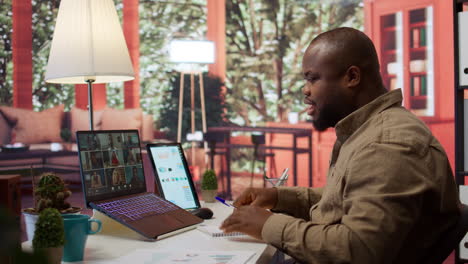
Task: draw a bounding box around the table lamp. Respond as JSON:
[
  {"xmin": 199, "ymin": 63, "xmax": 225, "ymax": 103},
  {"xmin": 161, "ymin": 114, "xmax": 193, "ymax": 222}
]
[
  {"xmin": 45, "ymin": 0, "xmax": 135, "ymax": 131},
  {"xmin": 169, "ymin": 40, "xmax": 214, "ymax": 165}
]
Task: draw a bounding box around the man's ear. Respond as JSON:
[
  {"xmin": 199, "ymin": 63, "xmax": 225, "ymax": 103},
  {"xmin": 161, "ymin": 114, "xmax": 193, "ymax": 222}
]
[{"xmin": 345, "ymin": 66, "xmax": 361, "ymax": 88}]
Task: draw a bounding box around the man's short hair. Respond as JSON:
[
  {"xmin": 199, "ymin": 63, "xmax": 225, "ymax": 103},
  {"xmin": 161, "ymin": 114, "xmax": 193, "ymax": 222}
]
[{"xmin": 309, "ymin": 27, "xmax": 381, "ymax": 80}]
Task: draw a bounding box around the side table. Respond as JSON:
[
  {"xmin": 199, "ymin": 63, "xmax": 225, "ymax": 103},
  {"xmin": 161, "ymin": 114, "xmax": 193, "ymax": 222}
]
[{"xmin": 0, "ymin": 150, "xmax": 81, "ymax": 192}]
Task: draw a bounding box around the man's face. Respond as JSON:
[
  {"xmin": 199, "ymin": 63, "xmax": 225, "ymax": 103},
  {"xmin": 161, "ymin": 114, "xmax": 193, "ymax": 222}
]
[{"xmin": 302, "ymin": 44, "xmax": 350, "ymax": 131}]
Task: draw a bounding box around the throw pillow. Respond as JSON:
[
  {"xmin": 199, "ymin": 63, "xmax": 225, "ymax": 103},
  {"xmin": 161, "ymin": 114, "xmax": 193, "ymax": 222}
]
[
  {"xmin": 101, "ymin": 108, "xmax": 142, "ymax": 132},
  {"xmin": 0, "ymin": 111, "xmax": 11, "ymax": 145},
  {"xmin": 0, "ymin": 105, "xmax": 64, "ymax": 144},
  {"xmin": 70, "ymin": 107, "xmax": 105, "ymax": 141}
]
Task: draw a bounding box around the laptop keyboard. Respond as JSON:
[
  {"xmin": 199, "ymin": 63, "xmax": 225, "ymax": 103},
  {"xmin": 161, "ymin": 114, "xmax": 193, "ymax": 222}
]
[{"xmin": 97, "ymin": 194, "xmax": 179, "ymax": 222}]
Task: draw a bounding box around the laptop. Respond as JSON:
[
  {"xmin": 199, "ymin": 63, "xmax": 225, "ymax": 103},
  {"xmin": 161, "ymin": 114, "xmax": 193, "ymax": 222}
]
[
  {"xmin": 146, "ymin": 142, "xmax": 201, "ymax": 210},
  {"xmin": 76, "ymin": 130, "xmax": 203, "ymax": 241}
]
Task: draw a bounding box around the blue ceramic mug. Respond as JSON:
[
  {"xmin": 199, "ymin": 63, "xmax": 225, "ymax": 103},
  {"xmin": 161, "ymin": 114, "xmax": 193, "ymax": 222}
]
[{"xmin": 62, "ymin": 214, "xmax": 102, "ymax": 262}]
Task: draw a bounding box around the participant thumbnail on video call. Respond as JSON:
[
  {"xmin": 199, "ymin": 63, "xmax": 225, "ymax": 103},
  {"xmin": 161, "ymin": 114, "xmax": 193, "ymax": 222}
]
[{"xmin": 77, "ymin": 131, "xmax": 145, "ymax": 197}]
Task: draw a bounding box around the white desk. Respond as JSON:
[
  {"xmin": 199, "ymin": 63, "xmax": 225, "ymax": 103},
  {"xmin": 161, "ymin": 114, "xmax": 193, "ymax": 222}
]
[{"xmin": 23, "ymin": 202, "xmax": 275, "ymax": 263}]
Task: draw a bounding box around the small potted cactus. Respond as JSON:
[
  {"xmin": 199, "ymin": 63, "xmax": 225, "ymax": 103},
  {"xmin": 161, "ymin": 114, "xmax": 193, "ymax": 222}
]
[
  {"xmin": 22, "ymin": 172, "xmax": 80, "ymax": 241},
  {"xmin": 201, "ymin": 169, "xmax": 218, "ymax": 202},
  {"xmin": 33, "ymin": 208, "xmax": 65, "ymax": 264}
]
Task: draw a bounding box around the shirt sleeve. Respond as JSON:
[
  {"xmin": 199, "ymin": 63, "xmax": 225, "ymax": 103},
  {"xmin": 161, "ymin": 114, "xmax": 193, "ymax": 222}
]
[
  {"xmin": 262, "ymin": 141, "xmax": 431, "ymax": 264},
  {"xmin": 272, "ymin": 186, "xmax": 323, "ymax": 220}
]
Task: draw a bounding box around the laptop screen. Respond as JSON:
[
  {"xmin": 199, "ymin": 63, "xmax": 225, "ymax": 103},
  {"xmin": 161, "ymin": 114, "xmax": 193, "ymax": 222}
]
[
  {"xmin": 76, "ymin": 130, "xmax": 146, "ymax": 205},
  {"xmin": 147, "ymin": 143, "xmax": 200, "ymax": 210}
]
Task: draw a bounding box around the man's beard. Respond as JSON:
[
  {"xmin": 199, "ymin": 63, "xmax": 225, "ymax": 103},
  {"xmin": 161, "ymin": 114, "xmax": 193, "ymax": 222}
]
[{"xmin": 312, "ymin": 103, "xmax": 343, "ymax": 132}]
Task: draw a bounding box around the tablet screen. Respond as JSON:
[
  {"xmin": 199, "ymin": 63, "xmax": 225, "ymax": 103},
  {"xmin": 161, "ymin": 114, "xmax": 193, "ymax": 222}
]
[{"xmin": 147, "ymin": 143, "xmax": 200, "ymax": 210}]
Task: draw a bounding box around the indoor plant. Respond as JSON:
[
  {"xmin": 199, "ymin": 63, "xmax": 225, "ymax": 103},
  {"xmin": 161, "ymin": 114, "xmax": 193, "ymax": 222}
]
[
  {"xmin": 201, "ymin": 169, "xmax": 218, "ymax": 202},
  {"xmin": 32, "ymin": 208, "xmax": 65, "ymax": 264},
  {"xmin": 22, "ymin": 172, "xmax": 80, "ymax": 240},
  {"xmin": 60, "ymin": 128, "xmax": 73, "ymax": 151},
  {"xmin": 159, "ymin": 73, "xmax": 228, "ymax": 142}
]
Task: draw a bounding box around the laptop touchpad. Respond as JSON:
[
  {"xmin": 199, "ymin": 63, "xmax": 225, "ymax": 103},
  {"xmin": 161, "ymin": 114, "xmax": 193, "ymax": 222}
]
[{"xmin": 134, "ymin": 214, "xmax": 183, "ymax": 236}]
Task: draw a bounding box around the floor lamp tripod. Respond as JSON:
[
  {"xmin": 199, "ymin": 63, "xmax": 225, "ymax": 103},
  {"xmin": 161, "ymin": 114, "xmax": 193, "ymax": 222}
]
[
  {"xmin": 177, "ymin": 71, "xmax": 209, "ymax": 166},
  {"xmin": 170, "ymin": 40, "xmax": 215, "ymax": 167}
]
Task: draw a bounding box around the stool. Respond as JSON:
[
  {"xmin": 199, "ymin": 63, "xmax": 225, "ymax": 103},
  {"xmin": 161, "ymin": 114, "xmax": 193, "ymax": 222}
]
[
  {"xmin": 251, "ymin": 134, "xmax": 277, "ymax": 187},
  {"xmin": 0, "ymin": 174, "xmax": 21, "ymax": 217}
]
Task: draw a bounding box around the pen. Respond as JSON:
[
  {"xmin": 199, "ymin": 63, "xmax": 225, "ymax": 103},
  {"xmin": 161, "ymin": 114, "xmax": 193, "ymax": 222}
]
[
  {"xmin": 277, "ymin": 174, "xmax": 289, "ymax": 186},
  {"xmin": 215, "ymin": 196, "xmax": 236, "ymax": 208},
  {"xmin": 275, "ymin": 168, "xmax": 289, "ymax": 187},
  {"xmin": 265, "ymin": 167, "xmax": 287, "ymax": 180}
]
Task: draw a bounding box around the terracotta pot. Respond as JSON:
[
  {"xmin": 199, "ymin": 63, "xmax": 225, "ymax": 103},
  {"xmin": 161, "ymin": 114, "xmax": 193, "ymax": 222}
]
[
  {"xmin": 62, "ymin": 142, "xmax": 73, "ymax": 151},
  {"xmin": 202, "ymin": 189, "xmax": 217, "ymax": 203},
  {"xmin": 43, "ymin": 246, "xmax": 63, "ymax": 264}
]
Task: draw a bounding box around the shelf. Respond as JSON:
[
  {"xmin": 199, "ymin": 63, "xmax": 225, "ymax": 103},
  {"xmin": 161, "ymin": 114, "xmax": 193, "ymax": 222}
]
[
  {"xmin": 410, "ymin": 95, "xmax": 427, "ymax": 100},
  {"xmin": 410, "ymin": 47, "xmax": 427, "ymax": 53},
  {"xmin": 410, "ymin": 72, "xmax": 427, "ymax": 76},
  {"xmin": 455, "ymin": 0, "xmax": 467, "ymax": 209},
  {"xmin": 383, "ymin": 26, "xmax": 397, "ymax": 32},
  {"xmin": 410, "ymin": 21, "xmax": 427, "ymax": 28},
  {"xmin": 377, "ymin": 6, "xmax": 434, "ymax": 117}
]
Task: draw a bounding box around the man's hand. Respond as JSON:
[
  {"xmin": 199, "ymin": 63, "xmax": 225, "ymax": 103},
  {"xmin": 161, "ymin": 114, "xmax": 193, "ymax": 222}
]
[
  {"xmin": 233, "ymin": 187, "xmax": 278, "ymax": 209},
  {"xmin": 219, "ymin": 206, "xmax": 273, "ymax": 240}
]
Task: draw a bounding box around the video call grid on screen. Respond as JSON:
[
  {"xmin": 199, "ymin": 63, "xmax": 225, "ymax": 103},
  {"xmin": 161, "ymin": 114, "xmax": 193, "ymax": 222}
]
[{"xmin": 77, "ymin": 130, "xmax": 146, "ymax": 199}]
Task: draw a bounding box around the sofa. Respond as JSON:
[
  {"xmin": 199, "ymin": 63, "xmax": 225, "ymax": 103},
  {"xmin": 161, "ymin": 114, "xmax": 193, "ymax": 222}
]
[
  {"xmin": 0, "ymin": 105, "xmax": 155, "ymax": 189},
  {"xmin": 0, "ymin": 105, "xmax": 154, "ymax": 146}
]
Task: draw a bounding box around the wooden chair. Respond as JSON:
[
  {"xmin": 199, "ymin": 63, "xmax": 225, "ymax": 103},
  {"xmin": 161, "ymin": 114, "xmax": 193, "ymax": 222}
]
[{"xmin": 419, "ymin": 204, "xmax": 468, "ymax": 264}]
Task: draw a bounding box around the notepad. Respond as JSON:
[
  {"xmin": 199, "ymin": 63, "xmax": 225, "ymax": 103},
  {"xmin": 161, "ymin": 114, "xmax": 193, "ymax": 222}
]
[
  {"xmin": 197, "ymin": 225, "xmax": 246, "ymax": 238},
  {"xmin": 107, "ymin": 249, "xmax": 256, "ymax": 264}
]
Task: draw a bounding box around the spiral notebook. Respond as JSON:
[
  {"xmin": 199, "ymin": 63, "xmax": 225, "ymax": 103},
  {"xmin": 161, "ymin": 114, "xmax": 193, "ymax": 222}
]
[{"xmin": 197, "ymin": 225, "xmax": 246, "ymax": 238}]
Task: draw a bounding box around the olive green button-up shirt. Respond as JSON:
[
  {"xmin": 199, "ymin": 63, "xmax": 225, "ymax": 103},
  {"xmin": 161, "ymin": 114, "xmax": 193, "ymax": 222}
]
[{"xmin": 261, "ymin": 89, "xmax": 460, "ymax": 264}]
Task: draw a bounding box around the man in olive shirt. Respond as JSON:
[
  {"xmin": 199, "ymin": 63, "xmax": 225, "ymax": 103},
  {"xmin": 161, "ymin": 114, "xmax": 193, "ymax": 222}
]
[{"xmin": 220, "ymin": 27, "xmax": 460, "ymax": 263}]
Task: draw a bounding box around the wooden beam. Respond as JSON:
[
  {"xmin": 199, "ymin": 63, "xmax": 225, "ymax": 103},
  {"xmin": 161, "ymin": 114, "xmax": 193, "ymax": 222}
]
[
  {"xmin": 12, "ymin": 0, "xmax": 33, "ymax": 109},
  {"xmin": 123, "ymin": 0, "xmax": 140, "ymax": 109}
]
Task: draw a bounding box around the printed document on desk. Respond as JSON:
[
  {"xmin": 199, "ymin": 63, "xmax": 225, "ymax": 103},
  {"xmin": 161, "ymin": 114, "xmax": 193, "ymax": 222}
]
[{"xmin": 99, "ymin": 249, "xmax": 256, "ymax": 264}]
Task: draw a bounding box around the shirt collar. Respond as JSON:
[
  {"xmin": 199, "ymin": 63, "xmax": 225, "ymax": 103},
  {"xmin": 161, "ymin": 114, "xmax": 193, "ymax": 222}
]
[{"xmin": 334, "ymin": 88, "xmax": 403, "ymax": 143}]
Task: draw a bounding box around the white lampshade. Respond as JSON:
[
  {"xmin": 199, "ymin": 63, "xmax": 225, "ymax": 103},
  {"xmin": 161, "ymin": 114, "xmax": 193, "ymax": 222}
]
[
  {"xmin": 169, "ymin": 40, "xmax": 215, "ymax": 64},
  {"xmin": 45, "ymin": 0, "xmax": 134, "ymax": 84}
]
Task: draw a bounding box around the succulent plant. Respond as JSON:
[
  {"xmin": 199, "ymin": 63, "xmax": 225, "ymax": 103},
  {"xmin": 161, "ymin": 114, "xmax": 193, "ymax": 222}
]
[
  {"xmin": 201, "ymin": 169, "xmax": 218, "ymax": 190},
  {"xmin": 60, "ymin": 128, "xmax": 72, "ymax": 143},
  {"xmin": 34, "ymin": 172, "xmax": 73, "ymax": 213},
  {"xmin": 32, "ymin": 208, "xmax": 65, "ymax": 249}
]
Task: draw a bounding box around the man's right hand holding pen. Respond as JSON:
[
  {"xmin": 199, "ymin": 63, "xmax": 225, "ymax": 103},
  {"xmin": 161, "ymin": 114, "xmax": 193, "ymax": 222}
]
[
  {"xmin": 220, "ymin": 187, "xmax": 279, "ymax": 240},
  {"xmin": 231, "ymin": 187, "xmax": 278, "ymax": 209},
  {"xmin": 220, "ymin": 167, "xmax": 292, "ymax": 239}
]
